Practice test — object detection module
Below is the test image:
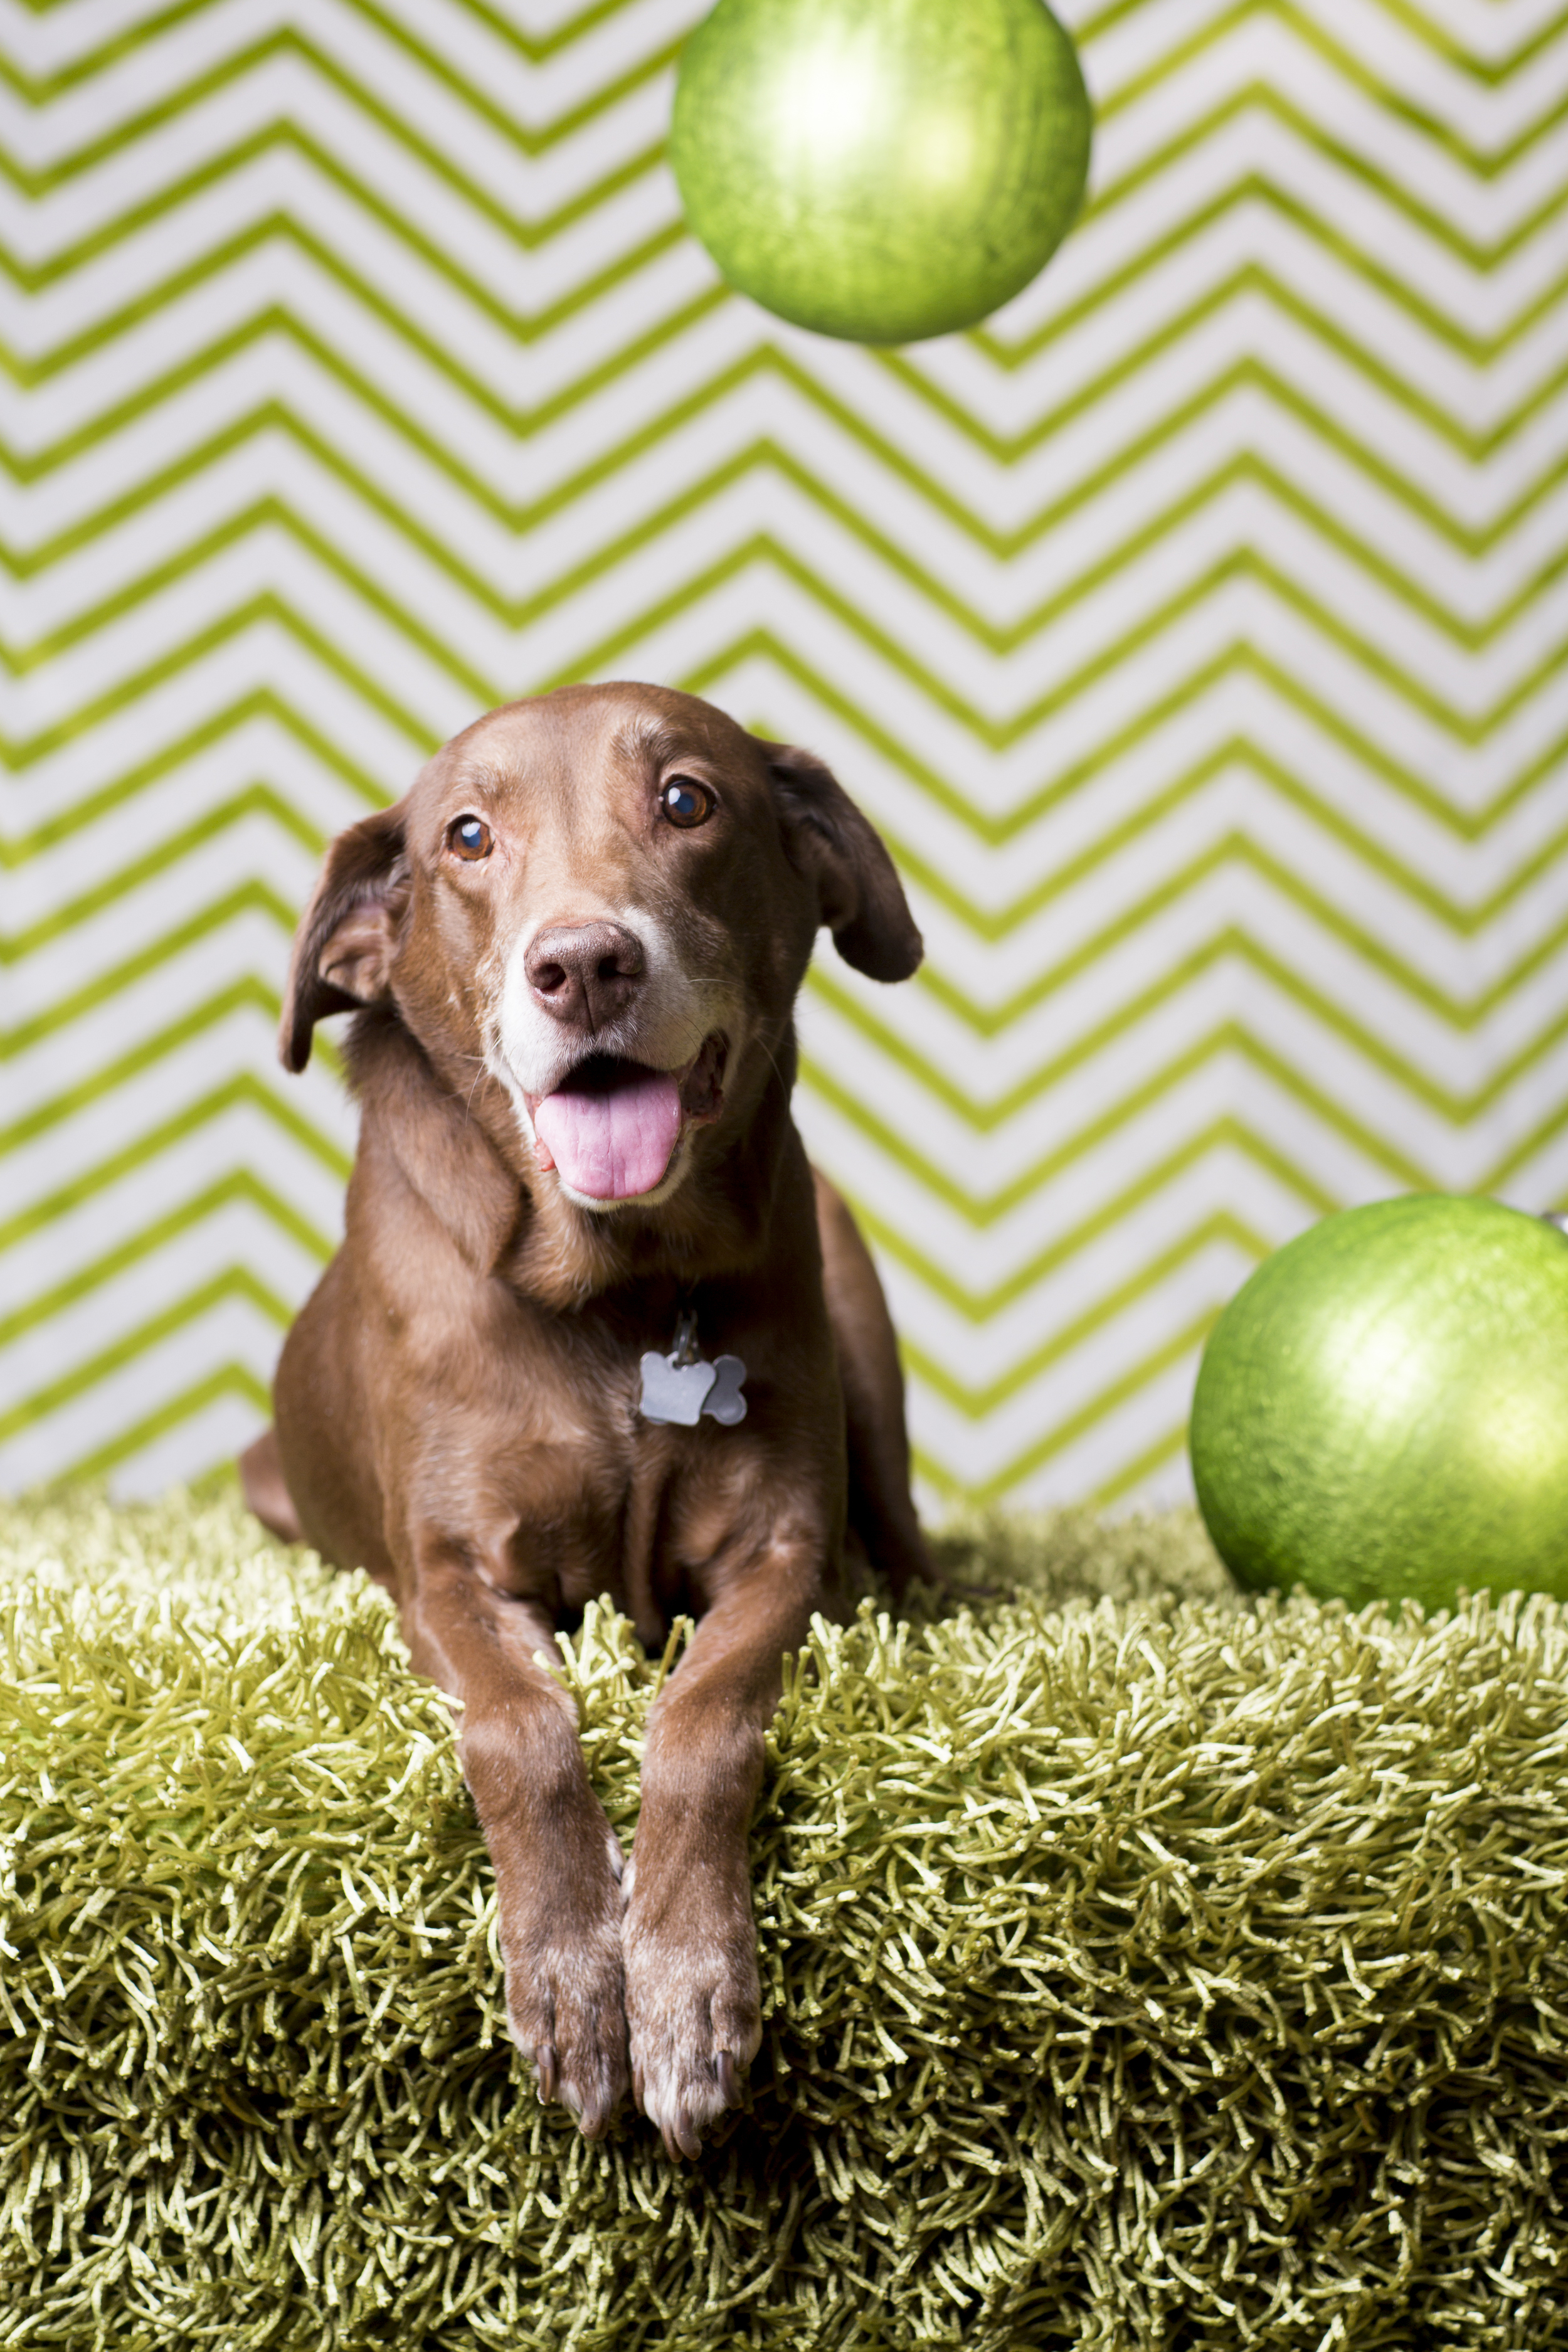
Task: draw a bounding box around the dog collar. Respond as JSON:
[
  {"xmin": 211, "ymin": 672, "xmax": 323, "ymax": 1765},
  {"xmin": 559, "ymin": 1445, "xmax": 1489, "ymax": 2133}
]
[{"xmin": 638, "ymin": 1304, "xmax": 747, "ymax": 1428}]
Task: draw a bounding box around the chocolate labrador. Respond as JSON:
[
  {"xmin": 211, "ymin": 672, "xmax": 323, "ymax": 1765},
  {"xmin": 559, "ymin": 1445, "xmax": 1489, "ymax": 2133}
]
[{"xmin": 240, "ymin": 682, "xmax": 931, "ymax": 2158}]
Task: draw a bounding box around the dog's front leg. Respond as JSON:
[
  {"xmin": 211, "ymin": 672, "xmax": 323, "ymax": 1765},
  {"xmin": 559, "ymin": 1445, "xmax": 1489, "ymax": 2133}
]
[
  {"xmin": 623, "ymin": 1552, "xmax": 818, "ymax": 2158},
  {"xmin": 403, "ymin": 1552, "xmax": 629, "ymax": 2136}
]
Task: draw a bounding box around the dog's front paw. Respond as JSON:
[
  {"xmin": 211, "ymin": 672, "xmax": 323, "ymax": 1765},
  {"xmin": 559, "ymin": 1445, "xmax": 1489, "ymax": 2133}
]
[
  {"xmin": 497, "ymin": 1822, "xmax": 628, "ymax": 2139},
  {"xmin": 621, "ymin": 1850, "xmax": 762, "ymax": 2159}
]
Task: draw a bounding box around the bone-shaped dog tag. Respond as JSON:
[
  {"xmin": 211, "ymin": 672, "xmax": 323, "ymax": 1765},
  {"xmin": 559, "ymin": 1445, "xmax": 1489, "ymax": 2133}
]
[
  {"xmin": 702, "ymin": 1355, "xmax": 748, "ymax": 1425},
  {"xmin": 638, "ymin": 1350, "xmax": 716, "ymax": 1426}
]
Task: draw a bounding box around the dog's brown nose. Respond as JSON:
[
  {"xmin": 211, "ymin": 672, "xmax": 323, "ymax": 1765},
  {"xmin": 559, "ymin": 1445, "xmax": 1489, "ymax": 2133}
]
[{"xmin": 526, "ymin": 921, "xmax": 645, "ymax": 1032}]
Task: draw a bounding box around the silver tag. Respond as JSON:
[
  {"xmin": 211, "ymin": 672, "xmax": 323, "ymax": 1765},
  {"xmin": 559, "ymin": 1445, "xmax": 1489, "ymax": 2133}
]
[
  {"xmin": 637, "ymin": 1350, "xmax": 748, "ymax": 1428},
  {"xmin": 702, "ymin": 1355, "xmax": 748, "ymax": 1425},
  {"xmin": 638, "ymin": 1350, "xmax": 714, "ymax": 1426},
  {"xmin": 638, "ymin": 1306, "xmax": 747, "ymax": 1428}
]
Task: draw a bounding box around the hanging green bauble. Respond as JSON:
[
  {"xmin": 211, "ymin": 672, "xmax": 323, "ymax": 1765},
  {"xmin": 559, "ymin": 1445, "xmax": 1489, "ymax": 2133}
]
[
  {"xmin": 1189, "ymin": 1195, "xmax": 1568, "ymax": 1614},
  {"xmin": 669, "ymin": 0, "xmax": 1093, "ymax": 344}
]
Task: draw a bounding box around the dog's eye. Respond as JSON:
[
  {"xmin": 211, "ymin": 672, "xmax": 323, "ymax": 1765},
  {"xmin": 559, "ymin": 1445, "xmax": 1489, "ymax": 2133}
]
[
  {"xmin": 447, "ymin": 815, "xmax": 494, "ymax": 861},
  {"xmin": 660, "ymin": 777, "xmax": 714, "ymax": 829}
]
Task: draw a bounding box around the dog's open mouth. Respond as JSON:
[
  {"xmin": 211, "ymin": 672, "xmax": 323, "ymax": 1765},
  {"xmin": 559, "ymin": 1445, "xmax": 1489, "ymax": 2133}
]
[{"xmin": 528, "ymin": 1036, "xmax": 726, "ymax": 1202}]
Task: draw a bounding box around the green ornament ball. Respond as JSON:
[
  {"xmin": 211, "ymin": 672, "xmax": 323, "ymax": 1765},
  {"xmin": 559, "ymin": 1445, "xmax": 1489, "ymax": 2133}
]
[
  {"xmin": 669, "ymin": 0, "xmax": 1093, "ymax": 344},
  {"xmin": 1189, "ymin": 1195, "xmax": 1568, "ymax": 1613}
]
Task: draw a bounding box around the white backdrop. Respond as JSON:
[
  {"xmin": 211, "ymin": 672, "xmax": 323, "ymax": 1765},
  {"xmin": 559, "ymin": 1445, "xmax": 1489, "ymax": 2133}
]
[{"xmin": 2, "ymin": 0, "xmax": 1566, "ymax": 1510}]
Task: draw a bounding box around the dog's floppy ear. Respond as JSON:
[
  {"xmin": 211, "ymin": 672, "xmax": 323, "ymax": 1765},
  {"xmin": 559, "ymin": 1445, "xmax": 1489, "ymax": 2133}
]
[
  {"xmin": 761, "ymin": 742, "xmax": 923, "ymax": 982},
  {"xmin": 279, "ymin": 802, "xmax": 410, "ymax": 1073}
]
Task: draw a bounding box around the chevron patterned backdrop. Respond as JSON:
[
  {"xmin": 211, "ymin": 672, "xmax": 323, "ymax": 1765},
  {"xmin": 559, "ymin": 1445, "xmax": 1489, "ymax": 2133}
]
[{"xmin": 3, "ymin": 0, "xmax": 1567, "ymax": 1515}]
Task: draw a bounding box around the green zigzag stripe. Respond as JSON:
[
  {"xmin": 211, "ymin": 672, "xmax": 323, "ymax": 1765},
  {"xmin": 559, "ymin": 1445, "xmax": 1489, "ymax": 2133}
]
[
  {"xmin": 916, "ymin": 268, "xmax": 1568, "ymax": 456},
  {"xmin": 0, "ymin": 341, "xmax": 1557, "ymax": 649},
  {"xmin": 0, "ymin": 183, "xmax": 1557, "ymax": 423},
  {"xmin": 694, "ymin": 636, "xmax": 1568, "ymax": 834},
  {"xmin": 0, "ymin": 1013, "xmax": 349, "ymax": 1167},
  {"xmin": 0, "ymin": 1266, "xmax": 290, "ymax": 1447},
  {"xmin": 896, "ymin": 849, "xmax": 1568, "ymax": 1030},
  {"xmin": 899, "ymin": 1212, "xmax": 1270, "ymax": 1417},
  {"xmin": 808, "ymin": 935, "xmax": 1568, "ymax": 1129},
  {"xmin": 0, "ymin": 1175, "xmax": 332, "ymax": 1353},
  {"xmin": 800, "ymin": 1032, "xmax": 1424, "ymax": 1223},
  {"xmin": 1079, "ymin": 0, "xmax": 1568, "ymax": 94},
  {"xmin": 10, "ymin": 0, "xmax": 1562, "ymax": 101},
  {"xmin": 50, "ymin": 1365, "xmax": 274, "ymax": 1484},
  {"xmin": 0, "ymin": 437, "xmax": 1553, "ymax": 664},
  {"xmin": 911, "ymin": 1315, "xmax": 1216, "ymax": 1503},
  {"xmin": 2, "ymin": 797, "xmax": 318, "ymax": 963},
  {"xmin": 0, "ymin": 49, "xmax": 1559, "ymax": 283},
  {"xmin": 0, "ymin": 1079, "xmax": 349, "ymax": 1261},
  {"xmin": 0, "ymin": 0, "xmax": 676, "ymax": 98},
  {"xmin": 0, "ymin": 696, "xmax": 390, "ymax": 859},
  {"xmin": 1091, "ymin": 13, "xmax": 1568, "ymax": 173},
  {"xmin": 570, "ymin": 544, "xmax": 1568, "ymax": 743},
  {"xmin": 849, "ymin": 1120, "xmax": 1338, "ymax": 1319},
  {"xmin": 1, "ymin": 890, "xmax": 297, "ymax": 1054},
  {"xmin": 0, "ymin": 24, "xmax": 685, "ymax": 192}
]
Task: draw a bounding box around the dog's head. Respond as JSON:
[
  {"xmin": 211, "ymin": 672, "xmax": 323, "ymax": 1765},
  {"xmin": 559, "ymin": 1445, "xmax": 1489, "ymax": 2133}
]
[{"xmin": 280, "ymin": 684, "xmax": 921, "ymax": 1216}]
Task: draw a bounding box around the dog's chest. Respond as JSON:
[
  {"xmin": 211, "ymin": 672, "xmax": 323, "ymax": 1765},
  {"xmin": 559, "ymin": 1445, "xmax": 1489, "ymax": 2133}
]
[{"xmin": 475, "ymin": 1315, "xmax": 738, "ymax": 1639}]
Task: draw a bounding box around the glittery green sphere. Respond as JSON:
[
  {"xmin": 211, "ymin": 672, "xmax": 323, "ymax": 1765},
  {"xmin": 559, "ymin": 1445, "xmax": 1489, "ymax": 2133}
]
[
  {"xmin": 1190, "ymin": 1197, "xmax": 1568, "ymax": 1612},
  {"xmin": 669, "ymin": 0, "xmax": 1092, "ymax": 344}
]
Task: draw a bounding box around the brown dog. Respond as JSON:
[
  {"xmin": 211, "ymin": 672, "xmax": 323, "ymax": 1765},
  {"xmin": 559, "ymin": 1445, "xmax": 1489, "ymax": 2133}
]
[{"xmin": 241, "ymin": 682, "xmax": 930, "ymax": 2158}]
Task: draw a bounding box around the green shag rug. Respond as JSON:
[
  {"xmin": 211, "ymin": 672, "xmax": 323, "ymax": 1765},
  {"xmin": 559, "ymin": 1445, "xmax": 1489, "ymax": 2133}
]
[{"xmin": 3, "ymin": 1491, "xmax": 1567, "ymax": 2351}]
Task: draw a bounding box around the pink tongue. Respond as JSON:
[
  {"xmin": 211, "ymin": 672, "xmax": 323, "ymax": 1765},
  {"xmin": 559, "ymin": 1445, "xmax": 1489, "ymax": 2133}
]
[{"xmin": 534, "ymin": 1069, "xmax": 682, "ymax": 1200}]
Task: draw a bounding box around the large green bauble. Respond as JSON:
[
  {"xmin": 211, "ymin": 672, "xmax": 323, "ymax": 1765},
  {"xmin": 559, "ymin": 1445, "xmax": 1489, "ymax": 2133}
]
[
  {"xmin": 669, "ymin": 0, "xmax": 1092, "ymax": 344},
  {"xmin": 1190, "ymin": 1196, "xmax": 1568, "ymax": 1612}
]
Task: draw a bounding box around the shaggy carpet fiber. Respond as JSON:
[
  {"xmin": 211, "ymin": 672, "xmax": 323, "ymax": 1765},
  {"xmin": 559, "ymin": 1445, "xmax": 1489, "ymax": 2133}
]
[{"xmin": 1, "ymin": 1488, "xmax": 1566, "ymax": 2351}]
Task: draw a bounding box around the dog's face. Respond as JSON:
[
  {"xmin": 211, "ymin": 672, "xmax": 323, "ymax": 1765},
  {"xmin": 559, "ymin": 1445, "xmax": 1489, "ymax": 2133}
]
[{"xmin": 280, "ymin": 684, "xmax": 921, "ymax": 1213}]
